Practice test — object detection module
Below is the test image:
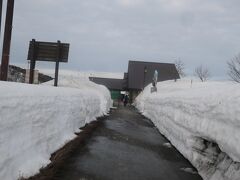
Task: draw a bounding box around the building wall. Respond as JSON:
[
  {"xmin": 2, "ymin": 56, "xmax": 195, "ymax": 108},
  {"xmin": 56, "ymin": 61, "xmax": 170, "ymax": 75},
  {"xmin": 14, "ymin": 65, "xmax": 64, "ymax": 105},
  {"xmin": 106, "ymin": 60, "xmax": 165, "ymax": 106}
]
[
  {"xmin": 111, "ymin": 90, "xmax": 121, "ymax": 100},
  {"xmin": 129, "ymin": 90, "xmax": 141, "ymax": 103},
  {"xmin": 128, "ymin": 61, "xmax": 180, "ymax": 90}
]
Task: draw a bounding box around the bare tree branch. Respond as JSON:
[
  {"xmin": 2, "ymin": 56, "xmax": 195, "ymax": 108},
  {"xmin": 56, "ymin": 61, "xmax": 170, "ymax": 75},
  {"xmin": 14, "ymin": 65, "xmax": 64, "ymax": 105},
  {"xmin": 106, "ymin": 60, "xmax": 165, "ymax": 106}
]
[
  {"xmin": 194, "ymin": 65, "xmax": 211, "ymax": 82},
  {"xmin": 227, "ymin": 54, "xmax": 240, "ymax": 83},
  {"xmin": 175, "ymin": 59, "xmax": 186, "ymax": 77}
]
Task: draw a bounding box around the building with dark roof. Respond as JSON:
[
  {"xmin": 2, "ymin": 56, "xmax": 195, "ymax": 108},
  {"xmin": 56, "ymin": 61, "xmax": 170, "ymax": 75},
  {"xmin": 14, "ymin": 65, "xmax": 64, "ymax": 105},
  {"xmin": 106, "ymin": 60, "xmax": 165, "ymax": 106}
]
[
  {"xmin": 127, "ymin": 60, "xmax": 179, "ymax": 90},
  {"xmin": 89, "ymin": 77, "xmax": 126, "ymax": 91},
  {"xmin": 89, "ymin": 60, "xmax": 180, "ymax": 102}
]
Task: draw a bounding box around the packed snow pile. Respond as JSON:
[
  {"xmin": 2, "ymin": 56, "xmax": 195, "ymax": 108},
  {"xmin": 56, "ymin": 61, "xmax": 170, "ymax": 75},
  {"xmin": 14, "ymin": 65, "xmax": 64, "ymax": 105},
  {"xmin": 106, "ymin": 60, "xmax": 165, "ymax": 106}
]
[
  {"xmin": 41, "ymin": 69, "xmax": 124, "ymax": 79},
  {"xmin": 135, "ymin": 78, "xmax": 240, "ymax": 180},
  {"xmin": 0, "ymin": 72, "xmax": 112, "ymax": 180},
  {"xmin": 43, "ymin": 70, "xmax": 113, "ymax": 113}
]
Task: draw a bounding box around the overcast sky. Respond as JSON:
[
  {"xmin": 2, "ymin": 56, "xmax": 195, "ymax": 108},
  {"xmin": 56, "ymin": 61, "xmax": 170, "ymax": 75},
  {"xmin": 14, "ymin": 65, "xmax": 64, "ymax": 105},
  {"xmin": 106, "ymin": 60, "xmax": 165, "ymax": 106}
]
[{"xmin": 2, "ymin": 0, "xmax": 240, "ymax": 78}]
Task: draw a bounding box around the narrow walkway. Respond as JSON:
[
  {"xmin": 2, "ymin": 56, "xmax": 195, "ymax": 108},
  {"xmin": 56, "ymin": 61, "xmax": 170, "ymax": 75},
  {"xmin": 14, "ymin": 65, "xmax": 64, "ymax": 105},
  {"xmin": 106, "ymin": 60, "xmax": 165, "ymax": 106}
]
[{"xmin": 53, "ymin": 107, "xmax": 202, "ymax": 180}]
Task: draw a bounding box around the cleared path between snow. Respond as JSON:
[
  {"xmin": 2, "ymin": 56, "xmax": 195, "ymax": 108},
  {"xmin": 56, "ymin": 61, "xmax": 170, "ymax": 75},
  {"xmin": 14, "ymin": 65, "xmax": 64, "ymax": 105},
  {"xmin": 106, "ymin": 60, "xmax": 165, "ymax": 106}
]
[{"xmin": 52, "ymin": 107, "xmax": 202, "ymax": 180}]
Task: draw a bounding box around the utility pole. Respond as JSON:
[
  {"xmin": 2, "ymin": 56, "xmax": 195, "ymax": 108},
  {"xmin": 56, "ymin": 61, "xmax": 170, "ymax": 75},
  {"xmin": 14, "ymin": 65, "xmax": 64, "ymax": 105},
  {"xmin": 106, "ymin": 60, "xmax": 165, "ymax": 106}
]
[
  {"xmin": 0, "ymin": 0, "xmax": 3, "ymax": 36},
  {"xmin": 0, "ymin": 0, "xmax": 3, "ymax": 71},
  {"xmin": 0, "ymin": 0, "xmax": 15, "ymax": 81}
]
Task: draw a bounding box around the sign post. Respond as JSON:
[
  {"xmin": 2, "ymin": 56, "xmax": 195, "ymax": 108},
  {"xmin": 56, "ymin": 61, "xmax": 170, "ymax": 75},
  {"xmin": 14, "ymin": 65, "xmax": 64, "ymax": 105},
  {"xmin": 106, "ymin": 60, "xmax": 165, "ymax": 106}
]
[
  {"xmin": 29, "ymin": 39, "xmax": 36, "ymax": 84},
  {"xmin": 54, "ymin": 40, "xmax": 61, "ymax": 86},
  {"xmin": 27, "ymin": 39, "xmax": 70, "ymax": 86}
]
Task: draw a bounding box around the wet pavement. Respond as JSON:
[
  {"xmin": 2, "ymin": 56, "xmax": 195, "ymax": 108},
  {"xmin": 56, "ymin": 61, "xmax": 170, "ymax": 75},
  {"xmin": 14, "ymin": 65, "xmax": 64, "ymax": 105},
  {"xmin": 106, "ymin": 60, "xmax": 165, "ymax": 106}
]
[{"xmin": 53, "ymin": 107, "xmax": 202, "ymax": 180}]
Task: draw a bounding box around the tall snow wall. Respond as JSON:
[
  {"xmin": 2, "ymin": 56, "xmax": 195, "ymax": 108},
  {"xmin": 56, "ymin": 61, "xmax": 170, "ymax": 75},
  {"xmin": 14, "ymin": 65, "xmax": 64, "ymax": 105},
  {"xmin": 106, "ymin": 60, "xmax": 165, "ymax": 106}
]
[
  {"xmin": 135, "ymin": 79, "xmax": 240, "ymax": 180},
  {"xmin": 0, "ymin": 78, "xmax": 111, "ymax": 180}
]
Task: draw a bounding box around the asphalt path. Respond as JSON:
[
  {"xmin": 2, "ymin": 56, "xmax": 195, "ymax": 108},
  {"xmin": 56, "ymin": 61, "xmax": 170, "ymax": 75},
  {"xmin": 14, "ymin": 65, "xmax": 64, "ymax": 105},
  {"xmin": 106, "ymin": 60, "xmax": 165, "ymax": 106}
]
[{"xmin": 52, "ymin": 106, "xmax": 202, "ymax": 180}]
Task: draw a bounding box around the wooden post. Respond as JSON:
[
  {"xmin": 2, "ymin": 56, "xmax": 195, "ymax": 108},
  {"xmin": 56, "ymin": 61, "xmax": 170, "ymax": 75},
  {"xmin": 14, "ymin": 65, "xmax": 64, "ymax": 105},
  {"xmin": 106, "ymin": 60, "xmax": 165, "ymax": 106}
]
[
  {"xmin": 0, "ymin": 0, "xmax": 15, "ymax": 81},
  {"xmin": 54, "ymin": 40, "xmax": 61, "ymax": 87},
  {"xmin": 29, "ymin": 60, "xmax": 36, "ymax": 84},
  {"xmin": 0, "ymin": 0, "xmax": 3, "ymax": 36},
  {"xmin": 29, "ymin": 39, "xmax": 36, "ymax": 84},
  {"xmin": 54, "ymin": 61, "xmax": 59, "ymax": 86},
  {"xmin": 0, "ymin": 0, "xmax": 2, "ymax": 73}
]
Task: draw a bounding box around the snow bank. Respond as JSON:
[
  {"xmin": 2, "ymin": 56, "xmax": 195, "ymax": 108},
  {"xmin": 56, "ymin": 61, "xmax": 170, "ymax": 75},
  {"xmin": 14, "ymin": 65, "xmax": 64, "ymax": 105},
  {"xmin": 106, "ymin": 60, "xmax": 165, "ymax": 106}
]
[
  {"xmin": 135, "ymin": 79, "xmax": 240, "ymax": 180},
  {"xmin": 40, "ymin": 69, "xmax": 124, "ymax": 79},
  {"xmin": 43, "ymin": 70, "xmax": 113, "ymax": 116},
  {"xmin": 0, "ymin": 72, "xmax": 112, "ymax": 180}
]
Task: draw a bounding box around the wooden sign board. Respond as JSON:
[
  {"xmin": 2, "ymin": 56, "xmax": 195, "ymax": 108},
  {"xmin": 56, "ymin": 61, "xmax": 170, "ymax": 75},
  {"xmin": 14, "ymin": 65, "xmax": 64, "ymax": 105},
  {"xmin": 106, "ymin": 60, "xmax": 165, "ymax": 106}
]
[
  {"xmin": 27, "ymin": 39, "xmax": 70, "ymax": 86},
  {"xmin": 27, "ymin": 40, "xmax": 70, "ymax": 62}
]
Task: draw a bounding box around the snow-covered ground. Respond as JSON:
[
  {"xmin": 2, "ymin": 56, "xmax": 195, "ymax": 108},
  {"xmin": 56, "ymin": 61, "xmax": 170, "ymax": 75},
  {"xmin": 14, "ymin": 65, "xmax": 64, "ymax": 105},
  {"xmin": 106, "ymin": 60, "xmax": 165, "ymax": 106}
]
[
  {"xmin": 0, "ymin": 71, "xmax": 112, "ymax": 180},
  {"xmin": 40, "ymin": 69, "xmax": 124, "ymax": 79},
  {"xmin": 135, "ymin": 78, "xmax": 240, "ymax": 180}
]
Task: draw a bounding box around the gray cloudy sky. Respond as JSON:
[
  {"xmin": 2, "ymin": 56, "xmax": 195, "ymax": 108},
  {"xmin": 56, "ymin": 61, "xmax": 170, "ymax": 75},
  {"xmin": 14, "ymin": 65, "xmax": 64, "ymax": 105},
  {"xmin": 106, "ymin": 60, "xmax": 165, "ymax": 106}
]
[{"xmin": 3, "ymin": 0, "xmax": 240, "ymax": 77}]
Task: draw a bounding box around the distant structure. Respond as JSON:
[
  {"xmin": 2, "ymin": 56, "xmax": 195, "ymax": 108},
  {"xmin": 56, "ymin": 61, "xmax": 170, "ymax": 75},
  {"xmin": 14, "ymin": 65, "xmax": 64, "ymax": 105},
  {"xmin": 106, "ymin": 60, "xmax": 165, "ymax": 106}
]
[
  {"xmin": 0, "ymin": 64, "xmax": 53, "ymax": 83},
  {"xmin": 90, "ymin": 60, "xmax": 180, "ymax": 102}
]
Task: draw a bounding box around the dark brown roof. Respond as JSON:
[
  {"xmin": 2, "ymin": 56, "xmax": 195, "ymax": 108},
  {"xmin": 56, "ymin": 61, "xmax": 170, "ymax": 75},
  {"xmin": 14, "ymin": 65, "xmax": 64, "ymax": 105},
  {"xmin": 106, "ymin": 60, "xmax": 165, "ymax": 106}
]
[
  {"xmin": 89, "ymin": 61, "xmax": 180, "ymax": 91},
  {"xmin": 127, "ymin": 60, "xmax": 180, "ymax": 90},
  {"xmin": 89, "ymin": 77, "xmax": 126, "ymax": 90}
]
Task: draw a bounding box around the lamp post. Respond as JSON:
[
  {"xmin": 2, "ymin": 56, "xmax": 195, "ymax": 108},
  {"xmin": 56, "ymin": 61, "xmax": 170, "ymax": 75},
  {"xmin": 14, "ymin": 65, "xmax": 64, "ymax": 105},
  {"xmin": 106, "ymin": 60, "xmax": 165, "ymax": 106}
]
[{"xmin": 0, "ymin": 0, "xmax": 15, "ymax": 81}]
